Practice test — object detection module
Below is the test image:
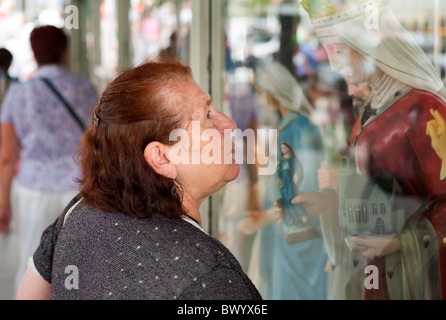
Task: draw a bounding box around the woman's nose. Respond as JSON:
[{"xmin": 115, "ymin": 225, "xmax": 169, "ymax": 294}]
[
  {"xmin": 226, "ymin": 117, "xmax": 237, "ymax": 132},
  {"xmin": 219, "ymin": 112, "xmax": 237, "ymax": 133}
]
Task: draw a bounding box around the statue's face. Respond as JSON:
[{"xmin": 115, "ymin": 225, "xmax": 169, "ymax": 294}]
[
  {"xmin": 280, "ymin": 144, "xmax": 289, "ymax": 155},
  {"xmin": 320, "ymin": 35, "xmax": 374, "ymax": 85}
]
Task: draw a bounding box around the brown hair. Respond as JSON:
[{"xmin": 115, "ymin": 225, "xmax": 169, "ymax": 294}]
[
  {"xmin": 0, "ymin": 48, "xmax": 13, "ymax": 72},
  {"xmin": 77, "ymin": 58, "xmax": 192, "ymax": 220},
  {"xmin": 30, "ymin": 25, "xmax": 68, "ymax": 65}
]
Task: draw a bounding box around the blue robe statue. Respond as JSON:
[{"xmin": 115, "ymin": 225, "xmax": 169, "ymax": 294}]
[{"xmin": 258, "ymin": 111, "xmax": 328, "ymax": 300}]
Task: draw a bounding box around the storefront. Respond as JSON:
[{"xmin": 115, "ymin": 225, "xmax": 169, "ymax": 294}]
[{"xmin": 1, "ymin": 0, "xmax": 446, "ymax": 300}]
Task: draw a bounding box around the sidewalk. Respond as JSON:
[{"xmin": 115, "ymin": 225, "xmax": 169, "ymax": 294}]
[{"xmin": 0, "ymin": 227, "xmax": 19, "ymax": 300}]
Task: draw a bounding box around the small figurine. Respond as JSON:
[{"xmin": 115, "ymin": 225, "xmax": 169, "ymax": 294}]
[
  {"xmin": 276, "ymin": 142, "xmax": 319, "ymax": 244},
  {"xmin": 238, "ymin": 62, "xmax": 328, "ymax": 300}
]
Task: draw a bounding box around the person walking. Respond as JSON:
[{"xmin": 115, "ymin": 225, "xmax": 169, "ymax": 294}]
[{"xmin": 0, "ymin": 25, "xmax": 98, "ymax": 296}]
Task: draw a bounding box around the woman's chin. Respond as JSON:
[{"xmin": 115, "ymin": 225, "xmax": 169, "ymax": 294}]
[{"xmin": 226, "ymin": 162, "xmax": 241, "ymax": 183}]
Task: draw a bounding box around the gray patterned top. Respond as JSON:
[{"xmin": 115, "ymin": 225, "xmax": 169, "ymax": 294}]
[{"xmin": 33, "ymin": 195, "xmax": 262, "ymax": 300}]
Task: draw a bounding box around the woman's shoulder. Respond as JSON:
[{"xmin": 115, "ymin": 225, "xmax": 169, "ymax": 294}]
[
  {"xmin": 52, "ymin": 201, "xmax": 256, "ymax": 299},
  {"xmin": 61, "ymin": 201, "xmax": 234, "ymax": 266}
]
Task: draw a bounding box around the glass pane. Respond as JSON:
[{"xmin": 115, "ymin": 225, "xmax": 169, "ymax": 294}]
[
  {"xmin": 130, "ymin": 0, "xmax": 192, "ymax": 66},
  {"xmin": 0, "ymin": 0, "xmax": 66, "ymax": 81},
  {"xmin": 99, "ymin": 0, "xmax": 118, "ymax": 77},
  {"xmin": 84, "ymin": 0, "xmax": 193, "ymax": 91},
  {"xmin": 220, "ymin": 0, "xmax": 446, "ymax": 301}
]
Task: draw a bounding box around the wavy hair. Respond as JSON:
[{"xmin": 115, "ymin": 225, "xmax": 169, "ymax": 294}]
[{"xmin": 77, "ymin": 58, "xmax": 192, "ymax": 220}]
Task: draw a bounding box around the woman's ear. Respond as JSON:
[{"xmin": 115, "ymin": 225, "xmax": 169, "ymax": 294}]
[{"xmin": 144, "ymin": 142, "xmax": 178, "ymax": 179}]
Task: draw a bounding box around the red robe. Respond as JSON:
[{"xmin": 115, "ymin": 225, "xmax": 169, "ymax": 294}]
[{"xmin": 349, "ymin": 90, "xmax": 446, "ymax": 299}]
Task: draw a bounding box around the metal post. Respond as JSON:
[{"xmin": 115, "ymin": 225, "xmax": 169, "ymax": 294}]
[
  {"xmin": 117, "ymin": 0, "xmax": 131, "ymax": 71},
  {"xmin": 434, "ymin": 0, "xmax": 439, "ymax": 73}
]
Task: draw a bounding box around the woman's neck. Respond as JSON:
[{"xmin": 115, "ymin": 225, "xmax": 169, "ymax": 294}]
[{"xmin": 180, "ymin": 193, "xmax": 203, "ymax": 226}]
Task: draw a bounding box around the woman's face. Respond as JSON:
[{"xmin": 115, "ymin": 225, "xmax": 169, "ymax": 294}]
[
  {"xmin": 321, "ymin": 35, "xmax": 373, "ymax": 85},
  {"xmin": 173, "ymin": 79, "xmax": 240, "ymax": 200}
]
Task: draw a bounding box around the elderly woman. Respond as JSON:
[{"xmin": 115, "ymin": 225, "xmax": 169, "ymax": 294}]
[{"xmin": 17, "ymin": 58, "xmax": 262, "ymax": 300}]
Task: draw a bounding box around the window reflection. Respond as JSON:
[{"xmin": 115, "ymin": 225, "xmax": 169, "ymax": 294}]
[
  {"xmin": 220, "ymin": 0, "xmax": 446, "ymax": 301},
  {"xmin": 100, "ymin": 0, "xmax": 118, "ymax": 76},
  {"xmin": 130, "ymin": 0, "xmax": 192, "ymax": 66},
  {"xmin": 0, "ymin": 0, "xmax": 67, "ymax": 80},
  {"xmin": 1, "ymin": 0, "xmax": 446, "ymax": 302}
]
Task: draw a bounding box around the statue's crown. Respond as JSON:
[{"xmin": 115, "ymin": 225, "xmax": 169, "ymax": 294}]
[
  {"xmin": 301, "ymin": 0, "xmax": 337, "ymax": 19},
  {"xmin": 301, "ymin": 0, "xmax": 387, "ymax": 26}
]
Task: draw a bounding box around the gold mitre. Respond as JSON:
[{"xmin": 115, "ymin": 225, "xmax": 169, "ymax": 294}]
[
  {"xmin": 301, "ymin": 0, "xmax": 337, "ymax": 19},
  {"xmin": 301, "ymin": 0, "xmax": 388, "ymax": 25}
]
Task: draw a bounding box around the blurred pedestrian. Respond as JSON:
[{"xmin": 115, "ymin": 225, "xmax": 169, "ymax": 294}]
[
  {"xmin": 0, "ymin": 48, "xmax": 18, "ymax": 107},
  {"xmin": 159, "ymin": 32, "xmax": 178, "ymax": 59},
  {"xmin": 0, "ymin": 25, "xmax": 98, "ymax": 296}
]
